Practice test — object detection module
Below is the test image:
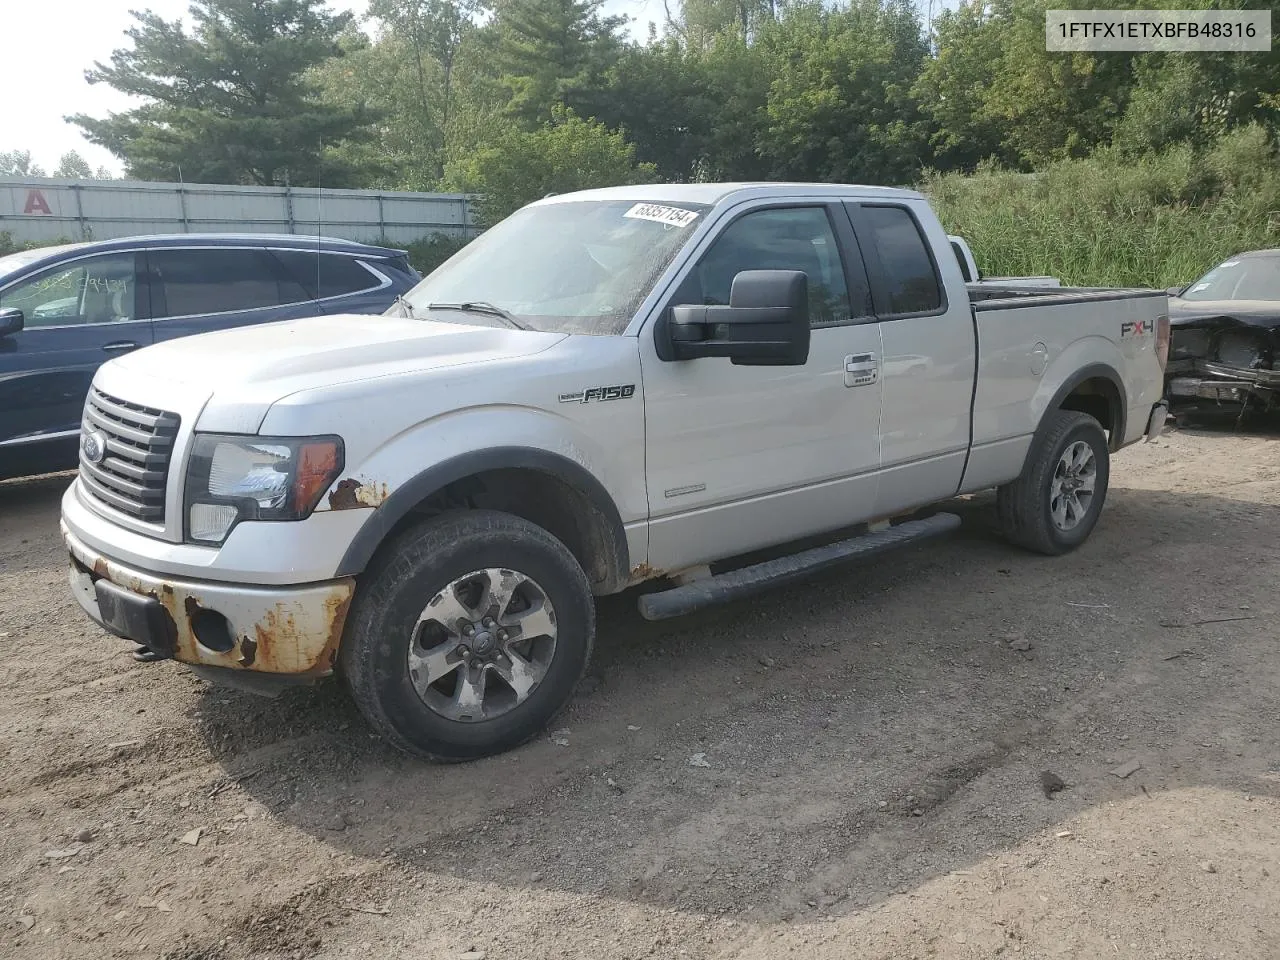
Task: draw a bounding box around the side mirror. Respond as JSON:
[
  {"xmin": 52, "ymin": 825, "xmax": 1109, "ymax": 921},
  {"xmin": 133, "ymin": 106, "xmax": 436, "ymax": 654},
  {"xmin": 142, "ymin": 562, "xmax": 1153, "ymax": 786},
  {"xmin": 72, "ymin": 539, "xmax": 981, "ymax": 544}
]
[
  {"xmin": 665, "ymin": 270, "xmax": 810, "ymax": 366},
  {"xmin": 0, "ymin": 308, "xmax": 23, "ymax": 338},
  {"xmin": 1165, "ymin": 285, "xmax": 1186, "ymax": 298}
]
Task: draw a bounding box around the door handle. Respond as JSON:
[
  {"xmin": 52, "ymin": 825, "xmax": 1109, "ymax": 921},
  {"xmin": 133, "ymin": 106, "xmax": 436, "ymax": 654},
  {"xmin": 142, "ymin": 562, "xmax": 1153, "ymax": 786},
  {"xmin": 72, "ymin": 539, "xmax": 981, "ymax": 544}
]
[
  {"xmin": 102, "ymin": 341, "xmax": 140, "ymax": 353},
  {"xmin": 844, "ymin": 353, "xmax": 878, "ymax": 387}
]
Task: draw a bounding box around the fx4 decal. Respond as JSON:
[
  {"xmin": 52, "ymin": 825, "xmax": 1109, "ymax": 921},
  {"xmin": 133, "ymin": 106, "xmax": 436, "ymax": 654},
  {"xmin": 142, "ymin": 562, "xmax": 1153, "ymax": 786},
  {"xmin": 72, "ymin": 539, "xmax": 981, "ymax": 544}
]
[
  {"xmin": 559, "ymin": 384, "xmax": 636, "ymax": 403},
  {"xmin": 1121, "ymin": 319, "xmax": 1151, "ymax": 339}
]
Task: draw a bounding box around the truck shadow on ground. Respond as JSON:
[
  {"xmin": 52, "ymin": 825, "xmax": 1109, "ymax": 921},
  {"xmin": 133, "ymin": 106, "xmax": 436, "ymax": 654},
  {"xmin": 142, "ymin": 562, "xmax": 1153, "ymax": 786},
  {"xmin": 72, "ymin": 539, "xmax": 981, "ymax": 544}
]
[{"xmin": 188, "ymin": 479, "xmax": 1280, "ymax": 929}]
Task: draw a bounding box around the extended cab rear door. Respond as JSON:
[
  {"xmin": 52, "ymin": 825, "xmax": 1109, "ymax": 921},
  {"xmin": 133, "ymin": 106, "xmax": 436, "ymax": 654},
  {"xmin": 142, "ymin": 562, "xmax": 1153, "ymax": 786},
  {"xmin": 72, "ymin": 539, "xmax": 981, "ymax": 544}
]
[
  {"xmin": 639, "ymin": 199, "xmax": 884, "ymax": 573},
  {"xmin": 844, "ymin": 200, "xmax": 977, "ymax": 517}
]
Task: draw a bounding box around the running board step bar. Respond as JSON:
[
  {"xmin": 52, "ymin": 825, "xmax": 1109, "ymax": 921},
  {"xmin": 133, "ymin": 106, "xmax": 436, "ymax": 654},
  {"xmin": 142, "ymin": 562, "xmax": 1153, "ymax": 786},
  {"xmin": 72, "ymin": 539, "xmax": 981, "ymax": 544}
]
[{"xmin": 637, "ymin": 512, "xmax": 962, "ymax": 622}]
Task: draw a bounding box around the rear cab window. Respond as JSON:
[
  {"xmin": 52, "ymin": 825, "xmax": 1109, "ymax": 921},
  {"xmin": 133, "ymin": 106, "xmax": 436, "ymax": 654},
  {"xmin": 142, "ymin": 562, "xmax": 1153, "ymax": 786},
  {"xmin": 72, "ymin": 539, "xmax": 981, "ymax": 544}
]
[{"xmin": 847, "ymin": 203, "xmax": 945, "ymax": 317}]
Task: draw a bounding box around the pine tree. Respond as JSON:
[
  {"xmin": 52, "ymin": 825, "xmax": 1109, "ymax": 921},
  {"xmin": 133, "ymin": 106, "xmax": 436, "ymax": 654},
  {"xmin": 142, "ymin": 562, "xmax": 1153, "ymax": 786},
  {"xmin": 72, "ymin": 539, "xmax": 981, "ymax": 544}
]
[
  {"xmin": 491, "ymin": 0, "xmax": 626, "ymax": 125},
  {"xmin": 69, "ymin": 0, "xmax": 374, "ymax": 186}
]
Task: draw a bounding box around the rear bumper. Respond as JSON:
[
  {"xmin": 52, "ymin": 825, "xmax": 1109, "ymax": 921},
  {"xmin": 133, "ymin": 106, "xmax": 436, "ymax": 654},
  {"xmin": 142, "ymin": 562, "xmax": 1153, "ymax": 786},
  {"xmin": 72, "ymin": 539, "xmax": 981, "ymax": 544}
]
[
  {"xmin": 63, "ymin": 522, "xmax": 354, "ymax": 678},
  {"xmin": 1145, "ymin": 400, "xmax": 1170, "ymax": 440}
]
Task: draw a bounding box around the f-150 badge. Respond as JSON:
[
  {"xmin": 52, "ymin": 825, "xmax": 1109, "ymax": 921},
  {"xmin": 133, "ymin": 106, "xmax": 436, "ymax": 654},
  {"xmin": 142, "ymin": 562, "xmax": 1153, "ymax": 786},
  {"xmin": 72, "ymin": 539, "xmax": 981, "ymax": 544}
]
[{"xmin": 559, "ymin": 385, "xmax": 636, "ymax": 403}]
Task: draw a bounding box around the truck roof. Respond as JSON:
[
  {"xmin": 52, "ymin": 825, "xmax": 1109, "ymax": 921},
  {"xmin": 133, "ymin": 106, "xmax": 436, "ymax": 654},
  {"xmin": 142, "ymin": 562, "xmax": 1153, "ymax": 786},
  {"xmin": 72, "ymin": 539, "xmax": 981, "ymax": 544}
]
[{"xmin": 533, "ymin": 182, "xmax": 924, "ymax": 208}]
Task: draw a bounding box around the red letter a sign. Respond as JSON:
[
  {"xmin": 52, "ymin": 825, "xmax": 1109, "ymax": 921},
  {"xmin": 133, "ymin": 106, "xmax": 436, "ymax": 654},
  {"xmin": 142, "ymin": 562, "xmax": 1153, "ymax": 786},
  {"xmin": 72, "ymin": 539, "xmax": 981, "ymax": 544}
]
[{"xmin": 24, "ymin": 190, "xmax": 52, "ymax": 215}]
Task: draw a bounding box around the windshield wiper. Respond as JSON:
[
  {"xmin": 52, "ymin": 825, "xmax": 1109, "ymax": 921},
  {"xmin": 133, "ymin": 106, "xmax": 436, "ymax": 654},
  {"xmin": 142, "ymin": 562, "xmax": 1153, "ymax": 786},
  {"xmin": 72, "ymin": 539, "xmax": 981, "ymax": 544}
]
[
  {"xmin": 427, "ymin": 300, "xmax": 532, "ymax": 331},
  {"xmin": 392, "ymin": 295, "xmax": 417, "ymax": 318}
]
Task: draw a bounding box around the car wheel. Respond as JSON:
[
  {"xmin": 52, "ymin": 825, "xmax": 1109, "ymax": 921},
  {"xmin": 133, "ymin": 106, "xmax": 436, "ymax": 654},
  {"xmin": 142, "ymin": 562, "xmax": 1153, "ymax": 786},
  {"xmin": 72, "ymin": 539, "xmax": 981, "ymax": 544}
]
[
  {"xmin": 997, "ymin": 410, "xmax": 1110, "ymax": 556},
  {"xmin": 341, "ymin": 510, "xmax": 595, "ymax": 761}
]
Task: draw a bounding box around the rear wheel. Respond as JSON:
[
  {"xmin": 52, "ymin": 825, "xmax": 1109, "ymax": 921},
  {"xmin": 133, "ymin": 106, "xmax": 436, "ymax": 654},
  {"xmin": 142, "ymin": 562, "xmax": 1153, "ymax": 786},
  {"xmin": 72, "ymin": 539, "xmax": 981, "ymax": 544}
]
[
  {"xmin": 341, "ymin": 510, "xmax": 594, "ymax": 761},
  {"xmin": 997, "ymin": 410, "xmax": 1110, "ymax": 555}
]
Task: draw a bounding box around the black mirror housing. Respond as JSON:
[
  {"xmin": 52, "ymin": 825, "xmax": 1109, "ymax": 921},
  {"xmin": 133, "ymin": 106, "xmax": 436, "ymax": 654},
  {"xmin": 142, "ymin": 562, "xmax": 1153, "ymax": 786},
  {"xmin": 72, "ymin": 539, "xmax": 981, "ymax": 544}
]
[
  {"xmin": 664, "ymin": 269, "xmax": 810, "ymax": 366},
  {"xmin": 0, "ymin": 308, "xmax": 23, "ymax": 338}
]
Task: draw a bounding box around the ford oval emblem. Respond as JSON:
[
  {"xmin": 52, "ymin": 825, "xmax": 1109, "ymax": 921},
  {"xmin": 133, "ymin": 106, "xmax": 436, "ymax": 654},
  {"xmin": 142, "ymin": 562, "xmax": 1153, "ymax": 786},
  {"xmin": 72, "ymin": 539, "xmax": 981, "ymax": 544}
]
[{"xmin": 82, "ymin": 430, "xmax": 107, "ymax": 464}]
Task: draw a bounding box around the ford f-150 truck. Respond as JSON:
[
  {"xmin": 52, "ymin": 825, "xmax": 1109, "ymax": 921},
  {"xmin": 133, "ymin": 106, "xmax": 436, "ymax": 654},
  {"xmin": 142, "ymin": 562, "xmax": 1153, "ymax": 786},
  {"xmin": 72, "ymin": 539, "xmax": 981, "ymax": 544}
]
[{"xmin": 60, "ymin": 183, "xmax": 1170, "ymax": 761}]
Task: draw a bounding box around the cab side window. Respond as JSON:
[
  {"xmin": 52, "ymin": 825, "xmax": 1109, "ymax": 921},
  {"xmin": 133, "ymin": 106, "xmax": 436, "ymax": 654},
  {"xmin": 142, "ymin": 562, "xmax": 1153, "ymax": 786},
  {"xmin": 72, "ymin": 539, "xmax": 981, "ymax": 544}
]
[
  {"xmin": 0, "ymin": 254, "xmax": 139, "ymax": 328},
  {"xmin": 859, "ymin": 205, "xmax": 943, "ymax": 315},
  {"xmin": 680, "ymin": 207, "xmax": 853, "ymax": 327}
]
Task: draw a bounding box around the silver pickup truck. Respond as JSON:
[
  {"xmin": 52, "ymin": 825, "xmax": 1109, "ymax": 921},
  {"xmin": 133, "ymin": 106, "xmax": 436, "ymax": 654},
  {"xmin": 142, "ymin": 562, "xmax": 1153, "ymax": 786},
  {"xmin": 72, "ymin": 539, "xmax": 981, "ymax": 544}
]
[{"xmin": 61, "ymin": 183, "xmax": 1170, "ymax": 760}]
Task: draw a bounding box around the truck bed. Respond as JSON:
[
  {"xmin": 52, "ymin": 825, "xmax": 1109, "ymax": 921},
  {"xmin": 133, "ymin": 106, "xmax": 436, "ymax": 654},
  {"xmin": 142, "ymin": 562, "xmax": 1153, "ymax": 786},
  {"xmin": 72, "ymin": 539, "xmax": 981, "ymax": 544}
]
[{"xmin": 958, "ymin": 284, "xmax": 1167, "ymax": 496}]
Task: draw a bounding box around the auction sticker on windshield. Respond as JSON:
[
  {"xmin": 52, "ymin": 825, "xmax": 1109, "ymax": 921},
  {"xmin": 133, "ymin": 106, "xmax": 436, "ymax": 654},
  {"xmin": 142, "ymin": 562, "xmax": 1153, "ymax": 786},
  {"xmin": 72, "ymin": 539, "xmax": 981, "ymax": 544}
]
[{"xmin": 624, "ymin": 203, "xmax": 700, "ymax": 228}]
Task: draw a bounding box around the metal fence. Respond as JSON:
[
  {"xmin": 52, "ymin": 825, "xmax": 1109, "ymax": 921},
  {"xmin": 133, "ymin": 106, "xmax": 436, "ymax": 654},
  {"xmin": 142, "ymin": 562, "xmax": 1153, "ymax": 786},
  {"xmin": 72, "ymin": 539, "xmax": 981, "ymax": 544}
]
[{"xmin": 0, "ymin": 176, "xmax": 479, "ymax": 248}]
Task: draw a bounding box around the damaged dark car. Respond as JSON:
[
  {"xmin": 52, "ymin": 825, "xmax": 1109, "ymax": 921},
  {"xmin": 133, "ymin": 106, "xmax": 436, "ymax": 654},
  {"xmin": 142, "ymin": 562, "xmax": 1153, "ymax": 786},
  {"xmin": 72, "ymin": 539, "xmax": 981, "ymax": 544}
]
[{"xmin": 1166, "ymin": 249, "xmax": 1280, "ymax": 416}]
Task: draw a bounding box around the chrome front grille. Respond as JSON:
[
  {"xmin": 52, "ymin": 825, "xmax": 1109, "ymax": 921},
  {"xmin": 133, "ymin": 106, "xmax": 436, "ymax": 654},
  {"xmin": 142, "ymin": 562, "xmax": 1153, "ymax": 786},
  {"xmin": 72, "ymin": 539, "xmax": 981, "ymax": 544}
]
[{"xmin": 79, "ymin": 388, "xmax": 180, "ymax": 523}]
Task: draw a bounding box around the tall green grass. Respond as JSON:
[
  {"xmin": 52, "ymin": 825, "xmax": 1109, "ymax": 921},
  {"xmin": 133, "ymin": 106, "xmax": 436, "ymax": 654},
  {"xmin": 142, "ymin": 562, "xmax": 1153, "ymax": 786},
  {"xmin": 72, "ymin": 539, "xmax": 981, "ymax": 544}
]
[{"xmin": 923, "ymin": 125, "xmax": 1280, "ymax": 289}]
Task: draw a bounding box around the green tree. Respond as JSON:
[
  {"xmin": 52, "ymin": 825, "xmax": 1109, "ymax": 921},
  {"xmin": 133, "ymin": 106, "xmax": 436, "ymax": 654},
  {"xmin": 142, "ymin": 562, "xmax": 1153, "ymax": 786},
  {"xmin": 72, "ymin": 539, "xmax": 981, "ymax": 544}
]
[
  {"xmin": 690, "ymin": 28, "xmax": 772, "ymax": 179},
  {"xmin": 489, "ymin": 0, "xmax": 627, "ymax": 125},
  {"xmin": 0, "ymin": 150, "xmax": 46, "ymax": 177},
  {"xmin": 444, "ymin": 109, "xmax": 657, "ymax": 223},
  {"xmin": 52, "ymin": 151, "xmax": 93, "ymax": 179},
  {"xmin": 977, "ymin": 0, "xmax": 1131, "ymax": 165},
  {"xmin": 368, "ymin": 0, "xmax": 483, "ymax": 178},
  {"xmin": 756, "ymin": 0, "xmax": 929, "ymax": 184},
  {"xmin": 599, "ymin": 36, "xmax": 723, "ymax": 181},
  {"xmin": 70, "ymin": 0, "xmax": 374, "ymax": 186},
  {"xmin": 677, "ymin": 0, "xmax": 775, "ymax": 45},
  {"xmin": 912, "ymin": 1, "xmax": 1014, "ymax": 170},
  {"xmin": 1113, "ymin": 51, "xmax": 1280, "ymax": 155}
]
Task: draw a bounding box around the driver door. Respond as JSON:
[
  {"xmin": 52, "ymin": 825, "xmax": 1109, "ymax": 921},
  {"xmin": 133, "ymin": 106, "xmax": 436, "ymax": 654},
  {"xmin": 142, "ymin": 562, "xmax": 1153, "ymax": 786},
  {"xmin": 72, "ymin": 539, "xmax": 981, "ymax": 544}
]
[{"xmin": 639, "ymin": 201, "xmax": 884, "ymax": 572}]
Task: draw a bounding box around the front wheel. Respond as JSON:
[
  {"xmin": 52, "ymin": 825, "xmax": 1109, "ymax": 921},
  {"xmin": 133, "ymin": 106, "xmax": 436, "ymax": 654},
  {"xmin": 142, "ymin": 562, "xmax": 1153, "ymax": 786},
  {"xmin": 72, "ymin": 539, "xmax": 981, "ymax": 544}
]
[
  {"xmin": 341, "ymin": 510, "xmax": 595, "ymax": 761},
  {"xmin": 997, "ymin": 410, "xmax": 1111, "ymax": 555}
]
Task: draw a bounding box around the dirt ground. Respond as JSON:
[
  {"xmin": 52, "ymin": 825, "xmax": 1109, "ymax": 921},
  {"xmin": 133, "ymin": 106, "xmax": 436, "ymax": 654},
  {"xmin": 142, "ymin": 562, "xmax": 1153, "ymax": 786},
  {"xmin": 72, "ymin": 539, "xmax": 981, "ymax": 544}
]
[{"xmin": 3, "ymin": 422, "xmax": 1280, "ymax": 960}]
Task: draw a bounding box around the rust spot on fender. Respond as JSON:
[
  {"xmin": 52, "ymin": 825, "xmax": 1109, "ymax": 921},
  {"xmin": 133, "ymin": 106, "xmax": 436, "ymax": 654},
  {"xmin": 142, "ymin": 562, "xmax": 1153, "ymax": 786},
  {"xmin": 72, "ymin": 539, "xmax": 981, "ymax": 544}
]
[
  {"xmin": 238, "ymin": 636, "xmax": 258, "ymax": 667},
  {"xmin": 92, "ymin": 558, "xmax": 108, "ymax": 578},
  {"xmin": 183, "ymin": 595, "xmax": 202, "ymax": 619},
  {"xmin": 327, "ymin": 477, "xmax": 392, "ymax": 511},
  {"xmin": 629, "ymin": 562, "xmax": 663, "ymax": 584},
  {"xmin": 328, "ymin": 478, "xmax": 361, "ymax": 510}
]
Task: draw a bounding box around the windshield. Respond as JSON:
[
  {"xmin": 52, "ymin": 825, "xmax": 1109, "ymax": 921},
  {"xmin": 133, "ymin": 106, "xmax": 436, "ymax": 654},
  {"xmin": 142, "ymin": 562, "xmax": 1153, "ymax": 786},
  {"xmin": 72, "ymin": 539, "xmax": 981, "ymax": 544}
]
[
  {"xmin": 1182, "ymin": 254, "xmax": 1280, "ymax": 302},
  {"xmin": 397, "ymin": 199, "xmax": 709, "ymax": 335},
  {"xmin": 0, "ymin": 243, "xmax": 91, "ymax": 283}
]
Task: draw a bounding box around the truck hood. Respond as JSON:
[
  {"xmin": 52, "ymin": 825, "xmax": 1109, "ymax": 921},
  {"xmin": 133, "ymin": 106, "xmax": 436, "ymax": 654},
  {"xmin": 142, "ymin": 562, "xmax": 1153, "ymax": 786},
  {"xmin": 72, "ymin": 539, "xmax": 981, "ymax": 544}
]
[{"xmin": 101, "ymin": 314, "xmax": 567, "ymax": 433}]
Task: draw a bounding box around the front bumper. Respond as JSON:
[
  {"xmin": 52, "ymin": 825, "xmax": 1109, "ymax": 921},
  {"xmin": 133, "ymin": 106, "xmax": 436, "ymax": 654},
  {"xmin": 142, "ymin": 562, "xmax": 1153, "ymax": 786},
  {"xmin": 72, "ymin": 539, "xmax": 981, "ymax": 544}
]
[
  {"xmin": 63, "ymin": 522, "xmax": 354, "ymax": 679},
  {"xmin": 1167, "ymin": 361, "xmax": 1278, "ymax": 406}
]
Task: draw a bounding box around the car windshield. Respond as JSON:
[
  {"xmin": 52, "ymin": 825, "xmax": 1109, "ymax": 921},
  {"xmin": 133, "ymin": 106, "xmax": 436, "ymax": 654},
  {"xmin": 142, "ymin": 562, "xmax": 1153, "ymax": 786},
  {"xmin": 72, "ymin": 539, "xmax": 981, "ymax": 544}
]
[
  {"xmin": 396, "ymin": 199, "xmax": 709, "ymax": 335},
  {"xmin": 1181, "ymin": 254, "xmax": 1280, "ymax": 302},
  {"xmin": 0, "ymin": 243, "xmax": 91, "ymax": 283}
]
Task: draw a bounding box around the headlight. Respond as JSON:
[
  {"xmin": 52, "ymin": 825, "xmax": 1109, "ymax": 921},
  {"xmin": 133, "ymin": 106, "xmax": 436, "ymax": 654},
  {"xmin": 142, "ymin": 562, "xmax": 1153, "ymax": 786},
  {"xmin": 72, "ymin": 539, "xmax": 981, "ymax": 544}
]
[{"xmin": 184, "ymin": 434, "xmax": 344, "ymax": 544}]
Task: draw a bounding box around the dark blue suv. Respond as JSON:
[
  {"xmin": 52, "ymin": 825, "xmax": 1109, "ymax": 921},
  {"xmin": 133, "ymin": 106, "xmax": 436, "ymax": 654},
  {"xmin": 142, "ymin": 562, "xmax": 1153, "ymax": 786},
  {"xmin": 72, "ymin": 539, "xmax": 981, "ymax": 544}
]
[{"xmin": 0, "ymin": 234, "xmax": 419, "ymax": 480}]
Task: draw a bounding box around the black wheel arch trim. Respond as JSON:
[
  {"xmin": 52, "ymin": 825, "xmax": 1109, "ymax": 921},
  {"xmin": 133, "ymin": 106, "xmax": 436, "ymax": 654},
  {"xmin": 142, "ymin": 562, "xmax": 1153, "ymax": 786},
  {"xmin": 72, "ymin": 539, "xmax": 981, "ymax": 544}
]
[
  {"xmin": 333, "ymin": 446, "xmax": 630, "ymax": 586},
  {"xmin": 1022, "ymin": 363, "xmax": 1128, "ymax": 473}
]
